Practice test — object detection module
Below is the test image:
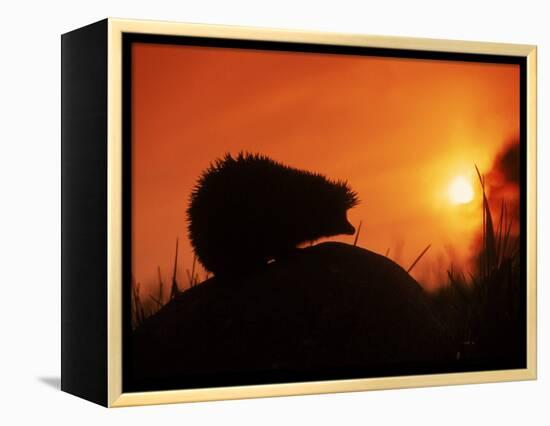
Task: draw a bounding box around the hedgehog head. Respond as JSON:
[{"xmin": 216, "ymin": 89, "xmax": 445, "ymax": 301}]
[{"xmin": 301, "ymin": 176, "xmax": 359, "ymax": 240}]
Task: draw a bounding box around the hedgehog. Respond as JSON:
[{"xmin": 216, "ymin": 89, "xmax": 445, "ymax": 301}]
[{"xmin": 187, "ymin": 152, "xmax": 359, "ymax": 276}]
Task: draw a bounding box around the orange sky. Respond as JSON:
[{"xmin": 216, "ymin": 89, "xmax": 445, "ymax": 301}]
[{"xmin": 131, "ymin": 42, "xmax": 519, "ymax": 294}]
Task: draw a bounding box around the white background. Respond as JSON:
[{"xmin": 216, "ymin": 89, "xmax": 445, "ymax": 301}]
[{"xmin": 0, "ymin": 0, "xmax": 547, "ymax": 424}]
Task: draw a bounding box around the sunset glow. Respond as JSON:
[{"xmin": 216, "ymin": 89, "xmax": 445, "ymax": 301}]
[{"xmin": 131, "ymin": 43, "xmax": 520, "ymax": 293}]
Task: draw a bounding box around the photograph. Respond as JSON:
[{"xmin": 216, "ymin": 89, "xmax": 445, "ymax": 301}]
[
  {"xmin": 124, "ymin": 35, "xmax": 527, "ymax": 392},
  {"xmin": 2, "ymin": 0, "xmax": 543, "ymax": 421}
]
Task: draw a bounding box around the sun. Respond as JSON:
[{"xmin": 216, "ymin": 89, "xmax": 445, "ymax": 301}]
[{"xmin": 448, "ymin": 176, "xmax": 474, "ymax": 205}]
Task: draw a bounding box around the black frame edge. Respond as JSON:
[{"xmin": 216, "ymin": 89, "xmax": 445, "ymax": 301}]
[{"xmin": 61, "ymin": 18, "xmax": 109, "ymax": 407}]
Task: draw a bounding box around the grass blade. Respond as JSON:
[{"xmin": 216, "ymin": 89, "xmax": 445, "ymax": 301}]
[
  {"xmin": 353, "ymin": 220, "xmax": 362, "ymax": 246},
  {"xmin": 407, "ymin": 244, "xmax": 431, "ymax": 273}
]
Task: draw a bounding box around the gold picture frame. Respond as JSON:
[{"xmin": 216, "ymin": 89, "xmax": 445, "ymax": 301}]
[{"xmin": 61, "ymin": 18, "xmax": 537, "ymax": 407}]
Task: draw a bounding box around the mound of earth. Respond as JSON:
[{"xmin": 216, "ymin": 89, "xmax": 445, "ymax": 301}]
[{"xmin": 130, "ymin": 242, "xmax": 453, "ymax": 390}]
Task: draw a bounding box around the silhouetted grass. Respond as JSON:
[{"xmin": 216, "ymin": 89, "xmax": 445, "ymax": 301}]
[
  {"xmin": 430, "ymin": 166, "xmax": 522, "ymax": 363},
  {"xmin": 131, "ymin": 239, "xmax": 209, "ymax": 330}
]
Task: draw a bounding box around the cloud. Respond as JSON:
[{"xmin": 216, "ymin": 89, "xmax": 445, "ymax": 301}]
[
  {"xmin": 463, "ymin": 139, "xmax": 521, "ymax": 276},
  {"xmin": 486, "ymin": 139, "xmax": 521, "ymax": 224}
]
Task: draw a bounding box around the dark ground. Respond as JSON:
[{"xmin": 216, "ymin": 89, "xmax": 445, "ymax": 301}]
[{"xmin": 129, "ymin": 242, "xmax": 455, "ymax": 391}]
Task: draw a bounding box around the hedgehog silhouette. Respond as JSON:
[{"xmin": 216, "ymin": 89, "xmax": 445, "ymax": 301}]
[{"xmin": 187, "ymin": 152, "xmax": 359, "ymax": 276}]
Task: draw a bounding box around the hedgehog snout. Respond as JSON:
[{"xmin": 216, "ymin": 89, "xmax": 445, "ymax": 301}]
[
  {"xmin": 340, "ymin": 220, "xmax": 355, "ymax": 235},
  {"xmin": 331, "ymin": 211, "xmax": 356, "ymax": 236}
]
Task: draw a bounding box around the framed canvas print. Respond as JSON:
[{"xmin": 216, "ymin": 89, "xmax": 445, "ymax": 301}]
[{"xmin": 61, "ymin": 18, "xmax": 537, "ymax": 407}]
